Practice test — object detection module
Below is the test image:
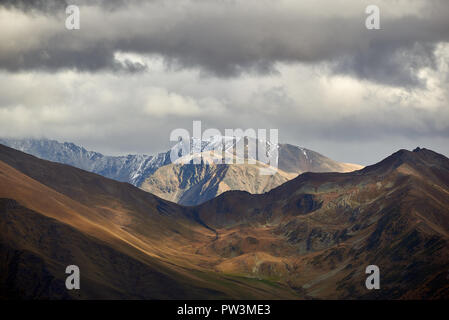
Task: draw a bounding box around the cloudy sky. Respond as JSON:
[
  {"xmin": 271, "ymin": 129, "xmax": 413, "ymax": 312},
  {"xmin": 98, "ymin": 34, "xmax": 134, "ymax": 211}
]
[{"xmin": 0, "ymin": 0, "xmax": 448, "ymax": 165}]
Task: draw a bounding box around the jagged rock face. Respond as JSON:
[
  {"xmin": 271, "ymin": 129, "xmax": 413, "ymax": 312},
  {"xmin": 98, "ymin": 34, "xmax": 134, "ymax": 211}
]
[
  {"xmin": 140, "ymin": 139, "xmax": 362, "ymax": 205},
  {"xmin": 140, "ymin": 160, "xmax": 295, "ymax": 205},
  {"xmin": 0, "ymin": 137, "xmax": 362, "ymax": 205}
]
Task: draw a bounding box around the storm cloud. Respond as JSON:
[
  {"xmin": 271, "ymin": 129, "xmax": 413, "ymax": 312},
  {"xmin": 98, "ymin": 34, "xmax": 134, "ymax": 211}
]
[
  {"xmin": 1, "ymin": 0, "xmax": 448, "ymax": 86},
  {"xmin": 0, "ymin": 0, "xmax": 448, "ymax": 165}
]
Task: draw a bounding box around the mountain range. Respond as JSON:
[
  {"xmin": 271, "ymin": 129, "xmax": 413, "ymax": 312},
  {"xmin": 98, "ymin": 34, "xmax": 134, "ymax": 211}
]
[
  {"xmin": 0, "ymin": 137, "xmax": 362, "ymax": 205},
  {"xmin": 0, "ymin": 143, "xmax": 448, "ymax": 299}
]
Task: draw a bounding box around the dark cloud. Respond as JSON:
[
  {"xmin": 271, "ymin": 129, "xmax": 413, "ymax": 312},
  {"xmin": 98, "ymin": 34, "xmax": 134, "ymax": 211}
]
[
  {"xmin": 1, "ymin": 1, "xmax": 448, "ymax": 86},
  {"xmin": 0, "ymin": 0, "xmax": 68, "ymax": 13},
  {"xmin": 332, "ymin": 13, "xmax": 448, "ymax": 87},
  {"xmin": 0, "ymin": 0, "xmax": 139, "ymax": 12},
  {"xmin": 333, "ymin": 41, "xmax": 437, "ymax": 88}
]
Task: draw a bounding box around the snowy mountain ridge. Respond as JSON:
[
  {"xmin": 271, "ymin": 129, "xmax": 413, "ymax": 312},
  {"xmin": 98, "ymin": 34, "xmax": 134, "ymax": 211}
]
[
  {"xmin": 0, "ymin": 138, "xmax": 170, "ymax": 186},
  {"xmin": 0, "ymin": 137, "xmax": 363, "ymax": 205}
]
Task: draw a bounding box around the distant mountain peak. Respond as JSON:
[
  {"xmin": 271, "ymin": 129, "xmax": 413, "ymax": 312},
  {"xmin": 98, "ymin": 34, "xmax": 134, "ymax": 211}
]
[
  {"xmin": 0, "ymin": 137, "xmax": 363, "ymax": 205},
  {"xmin": 359, "ymin": 147, "xmax": 449, "ymax": 178}
]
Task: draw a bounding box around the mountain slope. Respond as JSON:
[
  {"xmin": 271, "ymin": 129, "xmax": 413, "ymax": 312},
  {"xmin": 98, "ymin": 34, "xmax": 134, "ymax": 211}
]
[
  {"xmin": 1, "ymin": 144, "xmax": 447, "ymax": 299},
  {"xmin": 278, "ymin": 143, "xmax": 363, "ymax": 174},
  {"xmin": 140, "ymin": 153, "xmax": 296, "ymax": 205},
  {"xmin": 193, "ymin": 148, "xmax": 449, "ymax": 298},
  {"xmin": 0, "ymin": 144, "xmax": 298, "ymax": 299}
]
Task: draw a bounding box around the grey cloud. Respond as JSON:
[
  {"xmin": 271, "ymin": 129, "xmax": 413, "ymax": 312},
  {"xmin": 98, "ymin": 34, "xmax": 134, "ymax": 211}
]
[
  {"xmin": 0, "ymin": 1, "xmax": 448, "ymax": 86},
  {"xmin": 0, "ymin": 0, "xmax": 135, "ymax": 12},
  {"xmin": 0, "ymin": 0, "xmax": 68, "ymax": 13},
  {"xmin": 1, "ymin": 1, "xmax": 449, "ymax": 167},
  {"xmin": 331, "ymin": 13, "xmax": 449, "ymax": 87},
  {"xmin": 0, "ymin": 37, "xmax": 147, "ymax": 73},
  {"xmin": 333, "ymin": 41, "xmax": 437, "ymax": 88},
  {"xmin": 1, "ymin": 58, "xmax": 448, "ymax": 165}
]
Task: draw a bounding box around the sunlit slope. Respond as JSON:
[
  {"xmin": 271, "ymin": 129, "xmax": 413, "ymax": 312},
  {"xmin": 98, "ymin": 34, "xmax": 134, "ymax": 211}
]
[
  {"xmin": 1, "ymin": 144, "xmax": 448, "ymax": 299},
  {"xmin": 140, "ymin": 156, "xmax": 296, "ymax": 205},
  {"xmin": 0, "ymin": 144, "xmax": 298, "ymax": 299},
  {"xmin": 140, "ymin": 144, "xmax": 363, "ymax": 206}
]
